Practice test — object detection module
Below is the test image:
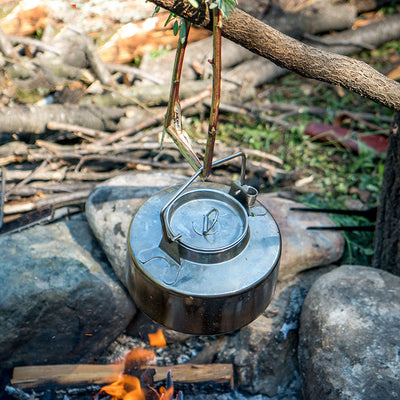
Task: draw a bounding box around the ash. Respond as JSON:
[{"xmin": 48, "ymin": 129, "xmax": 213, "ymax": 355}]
[{"xmin": 97, "ymin": 333, "xmax": 210, "ymax": 366}]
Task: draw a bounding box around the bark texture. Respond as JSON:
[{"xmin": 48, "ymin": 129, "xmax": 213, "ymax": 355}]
[
  {"xmin": 373, "ymin": 112, "xmax": 400, "ymax": 276},
  {"xmin": 147, "ymin": 0, "xmax": 400, "ymax": 111}
]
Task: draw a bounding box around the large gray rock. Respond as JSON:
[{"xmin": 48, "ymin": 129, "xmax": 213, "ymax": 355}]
[
  {"xmin": 86, "ymin": 172, "xmax": 344, "ymax": 287},
  {"xmin": 299, "ymin": 265, "xmax": 400, "ymax": 400},
  {"xmin": 0, "ymin": 218, "xmax": 136, "ymax": 368},
  {"xmin": 258, "ymin": 194, "xmax": 344, "ymax": 280},
  {"xmin": 86, "ymin": 172, "xmax": 187, "ymax": 286},
  {"xmin": 212, "ymin": 266, "xmax": 335, "ymax": 398}
]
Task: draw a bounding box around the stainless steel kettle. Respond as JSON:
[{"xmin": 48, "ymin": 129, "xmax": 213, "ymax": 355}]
[{"xmin": 127, "ymin": 153, "xmax": 281, "ymax": 335}]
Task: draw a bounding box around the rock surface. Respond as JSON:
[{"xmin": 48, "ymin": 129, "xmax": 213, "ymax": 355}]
[
  {"xmin": 299, "ymin": 265, "xmax": 400, "ymax": 400},
  {"xmin": 0, "ymin": 217, "xmax": 136, "ymax": 368},
  {"xmin": 86, "ymin": 172, "xmax": 344, "ymax": 288},
  {"xmin": 258, "ymin": 193, "xmax": 344, "ymax": 280},
  {"xmin": 85, "ymin": 172, "xmax": 187, "ymax": 286},
  {"xmin": 212, "ymin": 266, "xmax": 336, "ymax": 398}
]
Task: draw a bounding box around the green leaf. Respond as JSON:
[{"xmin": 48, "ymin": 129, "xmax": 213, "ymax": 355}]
[
  {"xmin": 152, "ymin": 5, "xmax": 160, "ymax": 16},
  {"xmin": 214, "ymin": 0, "xmax": 238, "ymax": 18},
  {"xmin": 173, "ymin": 20, "xmax": 179, "ymax": 36},
  {"xmin": 164, "ymin": 12, "xmax": 176, "ymax": 27}
]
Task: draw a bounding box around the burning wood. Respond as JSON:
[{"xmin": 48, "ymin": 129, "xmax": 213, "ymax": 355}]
[
  {"xmin": 12, "ymin": 345, "xmax": 233, "ymax": 396},
  {"xmin": 11, "ymin": 362, "xmax": 234, "ymax": 395}
]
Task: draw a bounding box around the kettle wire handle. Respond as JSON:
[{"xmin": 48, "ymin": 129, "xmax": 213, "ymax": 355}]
[{"xmin": 160, "ymin": 152, "xmax": 247, "ymax": 243}]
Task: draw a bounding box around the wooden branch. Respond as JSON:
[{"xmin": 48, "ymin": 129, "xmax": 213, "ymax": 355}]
[
  {"xmin": 5, "ymin": 182, "xmax": 96, "ymax": 198},
  {"xmin": 262, "ymin": 3, "xmax": 356, "ymax": 37},
  {"xmin": 6, "ymin": 160, "xmax": 49, "ymax": 198},
  {"xmin": 46, "ymin": 122, "xmax": 109, "ymax": 139},
  {"xmin": 8, "ymin": 35, "xmax": 61, "ymax": 55},
  {"xmin": 4, "ymin": 169, "xmax": 122, "ymax": 184},
  {"xmin": 4, "ymin": 189, "xmax": 91, "ymax": 215},
  {"xmin": 97, "ymin": 89, "xmax": 210, "ymax": 146},
  {"xmin": 147, "ymin": 0, "xmax": 400, "ymax": 111},
  {"xmin": 216, "ymin": 102, "xmax": 293, "ymax": 128},
  {"xmin": 11, "ymin": 363, "xmax": 234, "ymax": 392},
  {"xmin": 0, "ymin": 105, "xmax": 128, "ymax": 136},
  {"xmin": 80, "ymin": 80, "xmax": 210, "ymax": 108},
  {"xmin": 106, "ymin": 63, "xmax": 166, "ymax": 85},
  {"xmin": 306, "ymin": 15, "xmax": 400, "ymax": 56},
  {"xmin": 66, "ymin": 25, "xmax": 113, "ymax": 86}
]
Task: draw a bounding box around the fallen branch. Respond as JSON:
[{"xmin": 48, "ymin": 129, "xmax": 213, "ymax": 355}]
[
  {"xmin": 80, "ymin": 80, "xmax": 211, "ymax": 107},
  {"xmin": 4, "ymin": 169, "xmax": 122, "ymax": 184},
  {"xmin": 6, "ymin": 160, "xmax": 49, "ymax": 198},
  {"xmin": 1, "ymin": 205, "xmax": 83, "ymax": 235},
  {"xmin": 3, "ymin": 189, "xmax": 91, "ymax": 215},
  {"xmin": 147, "ymin": 0, "xmax": 400, "ymax": 111},
  {"xmin": 306, "ymin": 14, "xmax": 400, "ymax": 56},
  {"xmin": 217, "ymin": 102, "xmax": 293, "ymax": 128},
  {"xmin": 66, "ymin": 25, "xmax": 113, "ymax": 86},
  {"xmin": 0, "ymin": 105, "xmax": 133, "ymax": 136},
  {"xmin": 97, "ymin": 89, "xmax": 211, "ymax": 146},
  {"xmin": 106, "ymin": 63, "xmax": 166, "ymax": 85},
  {"xmin": 140, "ymin": 35, "xmax": 255, "ymax": 83},
  {"xmin": 46, "ymin": 122, "xmax": 109, "ymax": 140},
  {"xmin": 262, "ymin": 3, "xmax": 356, "ymax": 38},
  {"xmin": 8, "ymin": 35, "xmax": 61, "ymax": 55},
  {"xmin": 5, "ymin": 182, "xmax": 96, "ymax": 198}
]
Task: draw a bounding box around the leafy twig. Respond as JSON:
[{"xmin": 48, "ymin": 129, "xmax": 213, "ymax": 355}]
[{"xmin": 202, "ymin": 7, "xmax": 222, "ymax": 178}]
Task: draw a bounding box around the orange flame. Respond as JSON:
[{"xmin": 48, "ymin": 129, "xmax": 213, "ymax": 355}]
[
  {"xmin": 100, "ymin": 375, "xmax": 144, "ymax": 400},
  {"xmin": 148, "ymin": 329, "xmax": 166, "ymax": 347},
  {"xmin": 158, "ymin": 386, "xmax": 174, "ymax": 400},
  {"xmin": 99, "ymin": 348, "xmax": 179, "ymax": 400}
]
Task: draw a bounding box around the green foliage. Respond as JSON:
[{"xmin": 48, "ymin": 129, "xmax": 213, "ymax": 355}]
[
  {"xmin": 206, "ymin": 0, "xmax": 238, "ymax": 18},
  {"xmin": 152, "ymin": 0, "xmax": 239, "ymax": 38},
  {"xmin": 378, "ymin": 2, "xmax": 400, "ymax": 15}
]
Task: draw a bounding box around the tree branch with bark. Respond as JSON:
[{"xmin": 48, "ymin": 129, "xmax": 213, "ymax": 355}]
[{"xmin": 147, "ymin": 0, "xmax": 400, "ymax": 111}]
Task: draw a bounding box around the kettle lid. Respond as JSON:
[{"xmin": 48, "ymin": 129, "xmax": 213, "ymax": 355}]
[{"xmin": 164, "ymin": 188, "xmax": 249, "ymax": 263}]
